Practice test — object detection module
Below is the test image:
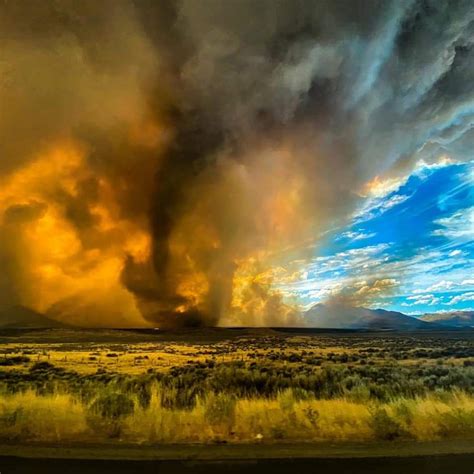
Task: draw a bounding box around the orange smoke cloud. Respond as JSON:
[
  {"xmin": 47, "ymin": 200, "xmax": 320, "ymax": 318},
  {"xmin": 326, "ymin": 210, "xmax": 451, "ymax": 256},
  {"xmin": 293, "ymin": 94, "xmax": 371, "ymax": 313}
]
[
  {"xmin": 0, "ymin": 127, "xmax": 347, "ymax": 327},
  {"xmin": 135, "ymin": 142, "xmax": 314, "ymax": 326},
  {"xmin": 2, "ymin": 1, "xmax": 393, "ymax": 329},
  {"xmin": 225, "ymin": 258, "xmax": 302, "ymax": 327}
]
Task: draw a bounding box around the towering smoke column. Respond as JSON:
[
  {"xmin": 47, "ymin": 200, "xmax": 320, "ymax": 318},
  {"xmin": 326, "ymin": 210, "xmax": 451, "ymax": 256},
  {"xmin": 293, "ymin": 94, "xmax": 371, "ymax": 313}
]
[{"xmin": 1, "ymin": 1, "xmax": 473, "ymax": 327}]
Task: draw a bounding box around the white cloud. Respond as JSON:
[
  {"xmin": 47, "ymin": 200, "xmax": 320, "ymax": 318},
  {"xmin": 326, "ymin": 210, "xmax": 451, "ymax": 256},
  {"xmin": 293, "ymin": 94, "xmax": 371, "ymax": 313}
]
[
  {"xmin": 413, "ymin": 280, "xmax": 454, "ymax": 294},
  {"xmin": 354, "ymin": 194, "xmax": 411, "ymax": 223},
  {"xmin": 404, "ymin": 294, "xmax": 442, "ymax": 306},
  {"xmin": 433, "ymin": 207, "xmax": 474, "ymax": 240},
  {"xmin": 337, "ymin": 230, "xmax": 376, "ymax": 241},
  {"xmin": 445, "ymin": 292, "xmax": 474, "ymax": 305}
]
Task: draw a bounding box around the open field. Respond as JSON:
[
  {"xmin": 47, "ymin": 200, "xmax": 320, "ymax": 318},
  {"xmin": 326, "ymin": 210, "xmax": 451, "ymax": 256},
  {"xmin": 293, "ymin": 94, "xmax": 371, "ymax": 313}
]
[{"xmin": 0, "ymin": 328, "xmax": 472, "ymax": 446}]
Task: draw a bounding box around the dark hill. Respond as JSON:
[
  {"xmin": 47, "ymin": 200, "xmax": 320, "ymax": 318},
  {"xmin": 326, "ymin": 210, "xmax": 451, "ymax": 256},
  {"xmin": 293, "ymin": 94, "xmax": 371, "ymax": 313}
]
[
  {"xmin": 419, "ymin": 311, "xmax": 474, "ymax": 328},
  {"xmin": 0, "ymin": 305, "xmax": 68, "ymax": 328},
  {"xmin": 304, "ymin": 304, "xmax": 435, "ymax": 330}
]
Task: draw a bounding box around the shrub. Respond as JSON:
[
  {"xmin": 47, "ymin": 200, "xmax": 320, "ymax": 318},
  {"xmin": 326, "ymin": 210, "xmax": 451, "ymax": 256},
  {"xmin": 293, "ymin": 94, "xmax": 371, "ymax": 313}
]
[
  {"xmin": 291, "ymin": 387, "xmax": 312, "ymax": 401},
  {"xmin": 87, "ymin": 393, "xmax": 135, "ymax": 439},
  {"xmin": 394, "ymin": 401, "xmax": 414, "ymax": 426},
  {"xmin": 438, "ymin": 408, "xmax": 474, "ymax": 437},
  {"xmin": 278, "ymin": 389, "xmax": 296, "ymax": 411},
  {"xmin": 0, "ymin": 356, "xmax": 30, "ymax": 366},
  {"xmin": 160, "ymin": 386, "xmax": 198, "ymax": 410},
  {"xmin": 348, "ymin": 384, "xmax": 371, "ymax": 403},
  {"xmin": 204, "ymin": 393, "xmax": 236, "ymax": 427},
  {"xmin": 370, "ymin": 408, "xmax": 406, "ymax": 440},
  {"xmin": 89, "ymin": 393, "xmax": 134, "ymax": 420},
  {"xmin": 29, "ymin": 361, "xmax": 55, "ymax": 372}
]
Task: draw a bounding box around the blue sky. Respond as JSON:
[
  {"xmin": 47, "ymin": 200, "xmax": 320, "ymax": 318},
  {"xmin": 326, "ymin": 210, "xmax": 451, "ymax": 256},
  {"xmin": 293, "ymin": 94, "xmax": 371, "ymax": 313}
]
[{"xmin": 278, "ymin": 159, "xmax": 473, "ymax": 315}]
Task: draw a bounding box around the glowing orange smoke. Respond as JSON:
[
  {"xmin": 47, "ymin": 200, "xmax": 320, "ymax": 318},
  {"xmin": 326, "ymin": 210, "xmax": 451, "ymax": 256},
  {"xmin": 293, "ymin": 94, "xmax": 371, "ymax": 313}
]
[
  {"xmin": 0, "ymin": 140, "xmax": 152, "ymax": 326},
  {"xmin": 149, "ymin": 144, "xmax": 310, "ymax": 325},
  {"xmin": 0, "ymin": 135, "xmax": 310, "ymax": 327}
]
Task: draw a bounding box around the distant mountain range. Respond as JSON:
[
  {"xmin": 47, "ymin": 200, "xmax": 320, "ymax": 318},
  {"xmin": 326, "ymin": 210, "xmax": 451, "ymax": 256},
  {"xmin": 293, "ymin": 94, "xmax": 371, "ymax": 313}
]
[
  {"xmin": 0, "ymin": 304, "xmax": 472, "ymax": 330},
  {"xmin": 304, "ymin": 304, "xmax": 474, "ymax": 330},
  {"xmin": 419, "ymin": 311, "xmax": 474, "ymax": 328},
  {"xmin": 304, "ymin": 304, "xmax": 432, "ymax": 330}
]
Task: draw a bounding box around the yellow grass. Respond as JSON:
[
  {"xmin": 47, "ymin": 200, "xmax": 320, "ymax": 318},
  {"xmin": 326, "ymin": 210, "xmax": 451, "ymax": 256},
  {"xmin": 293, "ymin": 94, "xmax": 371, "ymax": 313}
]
[
  {"xmin": 0, "ymin": 342, "xmax": 212, "ymax": 374},
  {"xmin": 386, "ymin": 392, "xmax": 474, "ymax": 440},
  {"xmin": 0, "ymin": 387, "xmax": 472, "ymax": 444},
  {"xmin": 2, "ymin": 337, "xmax": 461, "ymax": 376},
  {"xmin": 0, "ymin": 390, "xmax": 87, "ymax": 441}
]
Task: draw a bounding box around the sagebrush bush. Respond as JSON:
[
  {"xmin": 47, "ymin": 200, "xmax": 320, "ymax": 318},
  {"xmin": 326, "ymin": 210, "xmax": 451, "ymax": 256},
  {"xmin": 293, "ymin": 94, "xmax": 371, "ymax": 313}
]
[
  {"xmin": 86, "ymin": 392, "xmax": 135, "ymax": 439},
  {"xmin": 438, "ymin": 408, "xmax": 474, "ymax": 437},
  {"xmin": 89, "ymin": 393, "xmax": 135, "ymax": 419},
  {"xmin": 370, "ymin": 408, "xmax": 406, "ymax": 440},
  {"xmin": 204, "ymin": 392, "xmax": 236, "ymax": 427},
  {"xmin": 0, "ymin": 356, "xmax": 30, "ymax": 366}
]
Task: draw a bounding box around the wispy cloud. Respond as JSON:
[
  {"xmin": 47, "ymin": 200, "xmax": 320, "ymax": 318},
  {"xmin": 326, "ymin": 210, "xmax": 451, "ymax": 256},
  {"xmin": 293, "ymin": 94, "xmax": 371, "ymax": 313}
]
[
  {"xmin": 337, "ymin": 230, "xmax": 376, "ymax": 241},
  {"xmin": 354, "ymin": 194, "xmax": 411, "ymax": 223},
  {"xmin": 275, "ymin": 160, "xmax": 473, "ymax": 314},
  {"xmin": 403, "ymin": 294, "xmax": 442, "ymax": 307},
  {"xmin": 445, "ymin": 292, "xmax": 474, "ymax": 305},
  {"xmin": 433, "ymin": 207, "xmax": 474, "ymax": 240}
]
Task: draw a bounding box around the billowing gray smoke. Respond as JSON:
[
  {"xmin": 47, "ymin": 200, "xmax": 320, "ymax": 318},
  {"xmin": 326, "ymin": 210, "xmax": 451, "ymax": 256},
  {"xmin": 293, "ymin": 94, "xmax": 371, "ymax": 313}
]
[{"xmin": 0, "ymin": 0, "xmax": 473, "ymax": 327}]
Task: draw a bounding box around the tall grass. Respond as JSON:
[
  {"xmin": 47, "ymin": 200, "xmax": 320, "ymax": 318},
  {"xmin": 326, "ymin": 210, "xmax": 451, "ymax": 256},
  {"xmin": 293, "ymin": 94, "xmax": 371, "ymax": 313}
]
[
  {"xmin": 0, "ymin": 390, "xmax": 87, "ymax": 441},
  {"xmin": 0, "ymin": 385, "xmax": 472, "ymax": 444}
]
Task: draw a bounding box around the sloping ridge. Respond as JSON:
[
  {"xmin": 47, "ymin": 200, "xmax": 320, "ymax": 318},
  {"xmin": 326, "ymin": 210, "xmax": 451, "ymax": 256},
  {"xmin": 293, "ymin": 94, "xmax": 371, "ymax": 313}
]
[
  {"xmin": 419, "ymin": 311, "xmax": 474, "ymax": 328},
  {"xmin": 304, "ymin": 304, "xmax": 434, "ymax": 330},
  {"xmin": 0, "ymin": 305, "xmax": 67, "ymax": 328}
]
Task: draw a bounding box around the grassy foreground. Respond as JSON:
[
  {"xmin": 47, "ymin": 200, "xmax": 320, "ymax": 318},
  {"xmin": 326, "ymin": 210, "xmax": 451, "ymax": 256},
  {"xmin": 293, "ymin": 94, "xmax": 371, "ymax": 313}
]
[
  {"xmin": 0, "ymin": 330, "xmax": 472, "ymax": 446},
  {"xmin": 0, "ymin": 387, "xmax": 473, "ymax": 444}
]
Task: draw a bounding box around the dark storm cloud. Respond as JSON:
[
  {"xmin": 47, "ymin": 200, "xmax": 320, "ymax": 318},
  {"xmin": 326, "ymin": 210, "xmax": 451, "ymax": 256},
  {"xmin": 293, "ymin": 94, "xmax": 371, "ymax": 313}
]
[{"xmin": 0, "ymin": 0, "xmax": 161, "ymax": 173}]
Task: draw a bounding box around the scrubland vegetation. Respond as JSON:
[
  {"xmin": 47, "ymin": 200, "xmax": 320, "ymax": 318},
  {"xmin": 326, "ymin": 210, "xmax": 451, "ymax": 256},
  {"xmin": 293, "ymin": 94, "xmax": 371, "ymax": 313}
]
[
  {"xmin": 0, "ymin": 329, "xmax": 472, "ymax": 445},
  {"xmin": 1, "ymin": 385, "xmax": 473, "ymax": 444}
]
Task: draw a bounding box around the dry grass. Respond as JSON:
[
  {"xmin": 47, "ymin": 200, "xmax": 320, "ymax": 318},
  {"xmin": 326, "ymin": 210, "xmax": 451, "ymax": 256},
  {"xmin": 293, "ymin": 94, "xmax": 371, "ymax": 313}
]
[
  {"xmin": 0, "ymin": 342, "xmax": 211, "ymax": 374},
  {"xmin": 0, "ymin": 332, "xmax": 472, "ymax": 445},
  {"xmin": 0, "ymin": 387, "xmax": 472, "ymax": 444},
  {"xmin": 0, "ymin": 390, "xmax": 87, "ymax": 441}
]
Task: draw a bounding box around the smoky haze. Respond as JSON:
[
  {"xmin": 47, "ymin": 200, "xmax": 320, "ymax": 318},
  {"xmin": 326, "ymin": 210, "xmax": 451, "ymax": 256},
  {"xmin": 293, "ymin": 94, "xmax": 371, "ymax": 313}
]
[{"xmin": 0, "ymin": 0, "xmax": 472, "ymax": 327}]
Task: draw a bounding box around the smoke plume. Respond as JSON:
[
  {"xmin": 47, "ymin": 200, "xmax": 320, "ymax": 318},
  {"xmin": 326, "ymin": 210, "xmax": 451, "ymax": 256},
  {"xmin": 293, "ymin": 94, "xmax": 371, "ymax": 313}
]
[{"xmin": 0, "ymin": 0, "xmax": 473, "ymax": 326}]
